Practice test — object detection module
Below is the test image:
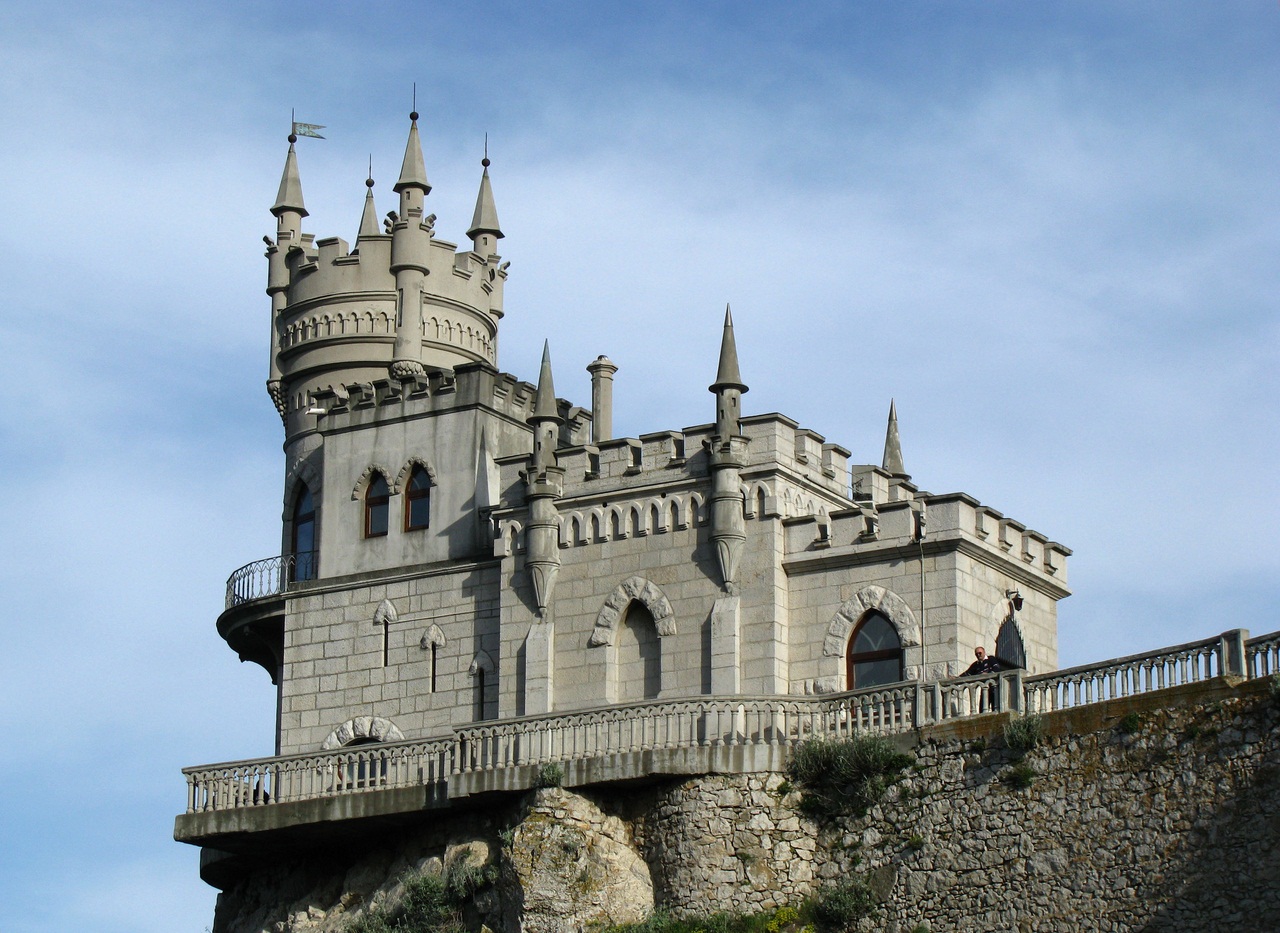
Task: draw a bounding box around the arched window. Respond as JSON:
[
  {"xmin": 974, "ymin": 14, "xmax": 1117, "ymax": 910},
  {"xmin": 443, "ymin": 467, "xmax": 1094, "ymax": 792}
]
[
  {"xmin": 404, "ymin": 464, "xmax": 431, "ymax": 531},
  {"xmin": 617, "ymin": 601, "xmax": 661, "ymax": 702},
  {"xmin": 364, "ymin": 473, "xmax": 389, "ymax": 538},
  {"xmin": 291, "ymin": 484, "xmax": 316, "ymax": 581},
  {"xmin": 846, "ymin": 611, "xmax": 903, "ymax": 689},
  {"xmin": 996, "ymin": 617, "xmax": 1026, "ymax": 670},
  {"xmin": 340, "ymin": 737, "xmax": 386, "ymax": 789}
]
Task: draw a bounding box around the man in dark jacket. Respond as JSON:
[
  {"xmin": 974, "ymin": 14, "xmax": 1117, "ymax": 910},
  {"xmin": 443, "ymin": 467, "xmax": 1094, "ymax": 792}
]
[{"xmin": 963, "ymin": 646, "xmax": 1002, "ymax": 677}]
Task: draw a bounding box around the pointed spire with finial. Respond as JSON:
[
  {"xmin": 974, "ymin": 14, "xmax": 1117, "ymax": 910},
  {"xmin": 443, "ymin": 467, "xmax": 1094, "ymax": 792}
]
[
  {"xmin": 357, "ymin": 157, "xmax": 379, "ymax": 238},
  {"xmin": 271, "ymin": 131, "xmax": 308, "ymax": 218},
  {"xmin": 394, "ymin": 108, "xmax": 430, "ymax": 195},
  {"xmin": 532, "ymin": 340, "xmax": 561, "ymax": 423},
  {"xmin": 881, "ymin": 399, "xmax": 907, "ymax": 477},
  {"xmin": 468, "ymin": 135, "xmax": 504, "ymax": 243},
  {"xmin": 709, "ymin": 304, "xmax": 748, "ymax": 394}
]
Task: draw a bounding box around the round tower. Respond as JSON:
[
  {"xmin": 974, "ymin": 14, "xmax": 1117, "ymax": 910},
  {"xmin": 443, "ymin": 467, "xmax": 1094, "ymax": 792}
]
[{"xmin": 265, "ymin": 117, "xmax": 510, "ymax": 442}]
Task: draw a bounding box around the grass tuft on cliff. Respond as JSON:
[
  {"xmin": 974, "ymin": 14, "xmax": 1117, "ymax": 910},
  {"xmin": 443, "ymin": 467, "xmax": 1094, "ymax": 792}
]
[
  {"xmin": 786, "ymin": 735, "xmax": 914, "ymax": 819},
  {"xmin": 345, "ymin": 861, "xmax": 497, "ymax": 933}
]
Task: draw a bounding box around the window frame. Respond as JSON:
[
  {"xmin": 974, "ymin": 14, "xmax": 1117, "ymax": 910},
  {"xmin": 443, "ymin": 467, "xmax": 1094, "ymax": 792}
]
[
  {"xmin": 845, "ymin": 611, "xmax": 904, "ymax": 689},
  {"xmin": 364, "ymin": 473, "xmax": 390, "ymax": 538},
  {"xmin": 404, "ymin": 464, "xmax": 431, "ymax": 532}
]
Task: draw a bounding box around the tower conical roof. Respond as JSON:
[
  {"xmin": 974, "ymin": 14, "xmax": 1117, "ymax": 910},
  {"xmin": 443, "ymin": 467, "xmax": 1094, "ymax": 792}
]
[
  {"xmin": 271, "ymin": 142, "xmax": 308, "ymax": 217},
  {"xmin": 467, "ymin": 159, "xmax": 503, "ymax": 240},
  {"xmin": 882, "ymin": 399, "xmax": 906, "ymax": 476},
  {"xmin": 357, "ymin": 174, "xmax": 379, "ymax": 238},
  {"xmin": 531, "ymin": 341, "xmax": 561, "ymax": 423},
  {"xmin": 394, "ymin": 114, "xmax": 431, "ymax": 194},
  {"xmin": 709, "ymin": 304, "xmax": 748, "ymax": 393}
]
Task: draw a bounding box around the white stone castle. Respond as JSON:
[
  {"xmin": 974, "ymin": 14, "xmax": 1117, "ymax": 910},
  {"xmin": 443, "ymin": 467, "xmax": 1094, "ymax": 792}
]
[{"xmin": 220, "ymin": 112, "xmax": 1071, "ymax": 760}]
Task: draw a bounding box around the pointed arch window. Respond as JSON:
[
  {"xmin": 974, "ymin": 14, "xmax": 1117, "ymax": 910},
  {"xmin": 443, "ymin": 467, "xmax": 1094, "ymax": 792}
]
[
  {"xmin": 364, "ymin": 473, "xmax": 389, "ymax": 538},
  {"xmin": 996, "ymin": 617, "xmax": 1026, "ymax": 670},
  {"xmin": 845, "ymin": 611, "xmax": 903, "ymax": 689},
  {"xmin": 404, "ymin": 464, "xmax": 431, "ymax": 531},
  {"xmin": 291, "ymin": 484, "xmax": 317, "ymax": 581}
]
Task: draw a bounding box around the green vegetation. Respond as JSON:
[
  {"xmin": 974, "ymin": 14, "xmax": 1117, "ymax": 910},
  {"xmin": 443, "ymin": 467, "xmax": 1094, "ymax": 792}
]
[
  {"xmin": 535, "ymin": 762, "xmax": 564, "ymax": 788},
  {"xmin": 596, "ymin": 903, "xmax": 809, "ymax": 933},
  {"xmin": 1003, "ymin": 762, "xmax": 1037, "ymax": 790},
  {"xmin": 1003, "ymin": 714, "xmax": 1044, "ymax": 755},
  {"xmin": 808, "ymin": 880, "xmax": 877, "ymax": 931},
  {"xmin": 596, "ymin": 888, "xmax": 878, "ymax": 933},
  {"xmin": 785, "ymin": 735, "xmax": 914, "ymax": 819},
  {"xmin": 906, "ymin": 834, "xmax": 924, "ymax": 849},
  {"xmin": 1117, "ymin": 712, "xmax": 1142, "ymax": 734},
  {"xmin": 344, "ymin": 861, "xmax": 497, "ymax": 933}
]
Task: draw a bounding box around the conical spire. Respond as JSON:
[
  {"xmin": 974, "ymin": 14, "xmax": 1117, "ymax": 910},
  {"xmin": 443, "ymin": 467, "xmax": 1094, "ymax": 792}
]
[
  {"xmin": 881, "ymin": 399, "xmax": 906, "ymax": 476},
  {"xmin": 271, "ymin": 140, "xmax": 308, "ymax": 217},
  {"xmin": 357, "ymin": 170, "xmax": 379, "ymax": 238},
  {"xmin": 709, "ymin": 304, "xmax": 748, "ymax": 393},
  {"xmin": 394, "ymin": 112, "xmax": 431, "ymax": 194},
  {"xmin": 467, "ymin": 152, "xmax": 503, "ymax": 241},
  {"xmin": 532, "ymin": 341, "xmax": 561, "ymax": 422}
]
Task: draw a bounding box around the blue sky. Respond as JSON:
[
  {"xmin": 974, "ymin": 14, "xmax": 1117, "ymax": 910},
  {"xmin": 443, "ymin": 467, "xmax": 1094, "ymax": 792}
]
[{"xmin": 0, "ymin": 3, "xmax": 1276, "ymax": 931}]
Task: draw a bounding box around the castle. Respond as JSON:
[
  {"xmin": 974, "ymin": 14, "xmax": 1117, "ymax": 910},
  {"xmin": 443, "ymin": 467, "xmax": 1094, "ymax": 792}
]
[
  {"xmin": 181, "ymin": 115, "xmax": 1280, "ymax": 933},
  {"xmin": 212, "ymin": 112, "xmax": 1071, "ymax": 762}
]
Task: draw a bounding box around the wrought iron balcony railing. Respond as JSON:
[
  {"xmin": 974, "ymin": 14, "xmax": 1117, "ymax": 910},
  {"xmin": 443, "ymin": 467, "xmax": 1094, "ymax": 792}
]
[{"xmin": 224, "ymin": 552, "xmax": 317, "ymax": 609}]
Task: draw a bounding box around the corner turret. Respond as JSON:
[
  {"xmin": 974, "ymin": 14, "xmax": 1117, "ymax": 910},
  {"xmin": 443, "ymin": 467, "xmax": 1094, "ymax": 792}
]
[
  {"xmin": 271, "ymin": 136, "xmax": 308, "ymax": 242},
  {"xmin": 524, "ymin": 342, "xmax": 565, "ymax": 618},
  {"xmin": 390, "ymin": 112, "xmax": 432, "ymax": 380},
  {"xmin": 357, "ymin": 170, "xmax": 380, "ymax": 240},
  {"xmin": 708, "ymin": 306, "xmax": 749, "ymax": 592},
  {"xmin": 468, "ymin": 149, "xmax": 503, "ymax": 257},
  {"xmin": 882, "ymin": 399, "xmax": 907, "ymax": 478}
]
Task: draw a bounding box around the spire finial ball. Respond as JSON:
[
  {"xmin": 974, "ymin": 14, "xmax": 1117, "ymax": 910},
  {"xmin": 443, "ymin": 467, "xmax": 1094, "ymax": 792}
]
[
  {"xmin": 481, "ymin": 157, "xmax": 490, "ymax": 167},
  {"xmin": 288, "ymin": 133, "xmax": 298, "ymax": 144},
  {"xmin": 409, "ymin": 111, "xmax": 419, "ymax": 122},
  {"xmin": 366, "ymin": 177, "xmax": 375, "ymax": 189}
]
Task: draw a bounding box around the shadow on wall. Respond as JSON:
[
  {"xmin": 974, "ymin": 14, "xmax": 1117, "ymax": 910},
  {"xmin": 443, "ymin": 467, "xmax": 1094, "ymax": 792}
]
[{"xmin": 1137, "ymin": 739, "xmax": 1280, "ymax": 930}]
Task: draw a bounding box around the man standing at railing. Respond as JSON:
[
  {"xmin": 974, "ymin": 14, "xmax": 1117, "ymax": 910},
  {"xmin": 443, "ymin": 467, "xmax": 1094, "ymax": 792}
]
[
  {"xmin": 964, "ymin": 646, "xmax": 1002, "ymax": 712},
  {"xmin": 964, "ymin": 646, "xmax": 1002, "ymax": 677}
]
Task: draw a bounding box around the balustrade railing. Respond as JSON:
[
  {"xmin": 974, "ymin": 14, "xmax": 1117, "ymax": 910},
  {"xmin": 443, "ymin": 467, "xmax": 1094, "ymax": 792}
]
[
  {"xmin": 183, "ymin": 627, "xmax": 1273, "ymax": 818},
  {"xmin": 1022, "ymin": 630, "xmax": 1247, "ymax": 713},
  {"xmin": 1246, "ymin": 631, "xmax": 1280, "ymax": 678},
  {"xmin": 224, "ymin": 552, "xmax": 317, "ymax": 609}
]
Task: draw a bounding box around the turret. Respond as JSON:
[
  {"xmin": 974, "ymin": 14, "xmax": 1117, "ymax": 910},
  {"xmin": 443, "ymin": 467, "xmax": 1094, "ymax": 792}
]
[
  {"xmin": 708, "ymin": 306, "xmax": 749, "ymax": 592},
  {"xmin": 881, "ymin": 399, "xmax": 908, "ymax": 479},
  {"xmin": 524, "ymin": 342, "xmax": 565, "ymax": 616},
  {"xmin": 357, "ymin": 169, "xmax": 379, "ymax": 240},
  {"xmin": 467, "ymin": 150, "xmax": 504, "ymax": 258},
  {"xmin": 265, "ymin": 134, "xmax": 308, "ymax": 417},
  {"xmin": 389, "ymin": 112, "xmax": 432, "ymax": 380}
]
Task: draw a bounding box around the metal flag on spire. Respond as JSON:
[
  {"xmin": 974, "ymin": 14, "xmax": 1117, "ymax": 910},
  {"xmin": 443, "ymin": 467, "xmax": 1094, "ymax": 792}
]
[
  {"xmin": 293, "ymin": 121, "xmax": 326, "ymax": 139},
  {"xmin": 290, "ymin": 109, "xmax": 326, "ymax": 139}
]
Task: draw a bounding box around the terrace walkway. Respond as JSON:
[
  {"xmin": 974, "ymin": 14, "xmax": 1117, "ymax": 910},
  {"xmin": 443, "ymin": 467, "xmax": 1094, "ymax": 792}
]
[{"xmin": 175, "ymin": 627, "xmax": 1280, "ymax": 849}]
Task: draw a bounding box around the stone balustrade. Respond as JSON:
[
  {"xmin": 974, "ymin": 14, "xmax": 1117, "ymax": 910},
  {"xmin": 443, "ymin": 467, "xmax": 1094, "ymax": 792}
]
[{"xmin": 182, "ymin": 627, "xmax": 1271, "ymax": 819}]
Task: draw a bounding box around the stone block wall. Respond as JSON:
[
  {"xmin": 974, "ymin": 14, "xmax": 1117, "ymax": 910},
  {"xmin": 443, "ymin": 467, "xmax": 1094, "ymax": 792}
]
[{"xmin": 279, "ymin": 563, "xmax": 502, "ymax": 754}]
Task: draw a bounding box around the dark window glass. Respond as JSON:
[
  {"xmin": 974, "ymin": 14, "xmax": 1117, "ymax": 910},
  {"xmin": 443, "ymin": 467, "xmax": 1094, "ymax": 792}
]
[
  {"xmin": 365, "ymin": 473, "xmax": 389, "ymax": 538},
  {"xmin": 846, "ymin": 611, "xmax": 903, "ymax": 689},
  {"xmin": 996, "ymin": 618, "xmax": 1026, "ymax": 669},
  {"xmin": 291, "ymin": 485, "xmax": 316, "ymax": 581},
  {"xmin": 405, "ymin": 465, "xmax": 431, "ymax": 531}
]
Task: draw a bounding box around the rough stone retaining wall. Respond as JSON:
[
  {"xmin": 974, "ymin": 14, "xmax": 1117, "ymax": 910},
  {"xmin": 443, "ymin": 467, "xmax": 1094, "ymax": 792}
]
[{"xmin": 210, "ymin": 678, "xmax": 1280, "ymax": 933}]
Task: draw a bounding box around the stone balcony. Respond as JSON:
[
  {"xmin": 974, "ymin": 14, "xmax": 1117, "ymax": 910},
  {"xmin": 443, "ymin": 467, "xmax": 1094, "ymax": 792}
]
[{"xmin": 176, "ymin": 627, "xmax": 1276, "ymax": 853}]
